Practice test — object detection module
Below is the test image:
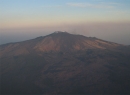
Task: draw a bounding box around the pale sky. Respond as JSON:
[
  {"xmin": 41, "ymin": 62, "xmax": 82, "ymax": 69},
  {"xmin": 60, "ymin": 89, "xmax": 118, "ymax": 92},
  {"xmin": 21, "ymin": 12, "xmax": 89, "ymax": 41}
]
[{"xmin": 0, "ymin": 0, "xmax": 130, "ymax": 45}]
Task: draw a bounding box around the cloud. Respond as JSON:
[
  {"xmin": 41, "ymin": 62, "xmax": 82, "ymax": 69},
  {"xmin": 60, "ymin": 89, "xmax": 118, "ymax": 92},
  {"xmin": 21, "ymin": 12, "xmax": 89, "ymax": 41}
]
[
  {"xmin": 67, "ymin": 2, "xmax": 118, "ymax": 9},
  {"xmin": 100, "ymin": 2, "xmax": 121, "ymax": 6}
]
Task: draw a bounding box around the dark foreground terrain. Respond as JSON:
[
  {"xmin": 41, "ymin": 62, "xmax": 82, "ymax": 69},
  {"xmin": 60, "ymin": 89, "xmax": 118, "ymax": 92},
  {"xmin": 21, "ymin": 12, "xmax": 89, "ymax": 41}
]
[{"xmin": 0, "ymin": 32, "xmax": 130, "ymax": 94}]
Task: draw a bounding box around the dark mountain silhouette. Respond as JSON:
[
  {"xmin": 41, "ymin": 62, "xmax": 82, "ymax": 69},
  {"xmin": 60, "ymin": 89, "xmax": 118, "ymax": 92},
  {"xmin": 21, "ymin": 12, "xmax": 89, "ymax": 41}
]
[{"xmin": 0, "ymin": 31, "xmax": 130, "ymax": 95}]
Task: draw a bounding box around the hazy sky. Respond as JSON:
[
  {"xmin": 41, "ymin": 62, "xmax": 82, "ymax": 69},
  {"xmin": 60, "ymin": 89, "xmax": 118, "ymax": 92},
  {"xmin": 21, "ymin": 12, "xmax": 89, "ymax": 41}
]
[{"xmin": 0, "ymin": 0, "xmax": 130, "ymax": 45}]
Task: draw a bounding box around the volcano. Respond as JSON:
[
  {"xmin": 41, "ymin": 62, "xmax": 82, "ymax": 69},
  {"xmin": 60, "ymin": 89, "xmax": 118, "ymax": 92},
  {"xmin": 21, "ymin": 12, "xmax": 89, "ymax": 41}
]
[
  {"xmin": 0, "ymin": 31, "xmax": 120, "ymax": 57},
  {"xmin": 0, "ymin": 31, "xmax": 130, "ymax": 94}
]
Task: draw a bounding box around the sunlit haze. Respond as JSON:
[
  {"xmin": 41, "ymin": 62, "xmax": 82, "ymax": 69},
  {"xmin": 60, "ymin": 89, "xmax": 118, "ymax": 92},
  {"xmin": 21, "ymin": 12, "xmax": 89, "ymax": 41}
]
[{"xmin": 0, "ymin": 0, "xmax": 130, "ymax": 45}]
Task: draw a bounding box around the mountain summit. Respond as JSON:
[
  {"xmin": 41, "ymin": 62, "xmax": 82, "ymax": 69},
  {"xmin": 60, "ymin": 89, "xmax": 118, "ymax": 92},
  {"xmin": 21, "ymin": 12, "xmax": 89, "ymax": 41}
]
[{"xmin": 0, "ymin": 31, "xmax": 120, "ymax": 56}]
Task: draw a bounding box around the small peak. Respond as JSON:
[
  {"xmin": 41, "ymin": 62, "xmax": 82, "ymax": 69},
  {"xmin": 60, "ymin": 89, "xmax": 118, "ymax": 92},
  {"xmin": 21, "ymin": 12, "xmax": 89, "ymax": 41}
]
[
  {"xmin": 54, "ymin": 31, "xmax": 62, "ymax": 33},
  {"xmin": 54, "ymin": 31, "xmax": 68, "ymax": 34},
  {"xmin": 46, "ymin": 31, "xmax": 70, "ymax": 37}
]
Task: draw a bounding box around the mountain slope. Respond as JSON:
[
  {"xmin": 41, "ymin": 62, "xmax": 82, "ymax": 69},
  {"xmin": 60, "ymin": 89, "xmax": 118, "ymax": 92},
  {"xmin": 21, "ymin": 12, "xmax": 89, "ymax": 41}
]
[
  {"xmin": 1, "ymin": 49, "xmax": 130, "ymax": 94},
  {"xmin": 0, "ymin": 31, "xmax": 130, "ymax": 95},
  {"xmin": 0, "ymin": 31, "xmax": 120, "ymax": 57}
]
